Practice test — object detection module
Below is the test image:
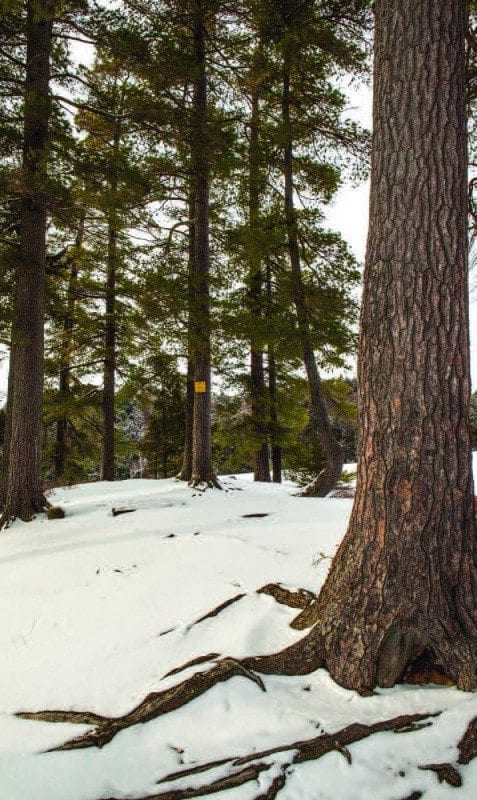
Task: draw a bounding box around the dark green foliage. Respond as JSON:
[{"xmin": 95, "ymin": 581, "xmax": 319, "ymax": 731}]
[{"xmin": 0, "ymin": 0, "xmax": 373, "ymax": 492}]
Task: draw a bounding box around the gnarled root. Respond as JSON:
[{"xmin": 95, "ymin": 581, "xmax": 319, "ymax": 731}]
[
  {"xmin": 97, "ymin": 712, "xmax": 438, "ymax": 800},
  {"xmin": 18, "ymin": 657, "xmax": 266, "ymax": 752},
  {"xmin": 17, "ymin": 628, "xmax": 323, "ymax": 752},
  {"xmin": 416, "ymin": 714, "xmax": 477, "ymax": 791}
]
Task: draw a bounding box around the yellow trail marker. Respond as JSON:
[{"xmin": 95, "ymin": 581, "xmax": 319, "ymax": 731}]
[{"xmin": 194, "ymin": 381, "xmax": 207, "ymax": 393}]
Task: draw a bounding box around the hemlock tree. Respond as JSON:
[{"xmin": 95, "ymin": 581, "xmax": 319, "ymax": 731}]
[{"xmin": 311, "ymin": 0, "xmax": 477, "ymax": 691}]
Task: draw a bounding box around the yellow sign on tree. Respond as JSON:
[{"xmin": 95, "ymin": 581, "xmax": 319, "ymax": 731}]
[{"xmin": 194, "ymin": 381, "xmax": 207, "ymax": 393}]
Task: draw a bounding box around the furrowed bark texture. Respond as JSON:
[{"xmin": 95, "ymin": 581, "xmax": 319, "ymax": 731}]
[
  {"xmin": 314, "ymin": 0, "xmax": 477, "ymax": 692},
  {"xmin": 101, "ymin": 128, "xmax": 120, "ymax": 482},
  {"xmin": 1, "ymin": 0, "xmax": 56, "ymax": 522},
  {"xmin": 281, "ymin": 53, "xmax": 343, "ymax": 497},
  {"xmin": 178, "ymin": 190, "xmax": 196, "ymax": 482},
  {"xmin": 189, "ymin": 1, "xmax": 218, "ymax": 487},
  {"xmin": 266, "ymin": 261, "xmax": 281, "ymax": 483},
  {"xmin": 249, "ymin": 84, "xmax": 270, "ymax": 483}
]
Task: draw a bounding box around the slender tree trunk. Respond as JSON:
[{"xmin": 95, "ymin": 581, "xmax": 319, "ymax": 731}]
[
  {"xmin": 266, "ymin": 261, "xmax": 281, "ymax": 483},
  {"xmin": 101, "ymin": 131, "xmax": 120, "ymax": 481},
  {"xmin": 1, "ymin": 1, "xmax": 56, "ymax": 524},
  {"xmin": 177, "ymin": 190, "xmax": 195, "ymax": 481},
  {"xmin": 268, "ymin": 349, "xmax": 282, "ymax": 483},
  {"xmin": 0, "ymin": 357, "xmax": 15, "ymax": 507},
  {"xmin": 189, "ymin": 0, "xmax": 219, "ymax": 488},
  {"xmin": 314, "ymin": 0, "xmax": 477, "ymax": 693},
  {"xmin": 54, "ymin": 214, "xmax": 84, "ymax": 480},
  {"xmin": 249, "ymin": 84, "xmax": 270, "ymax": 482},
  {"xmin": 281, "ymin": 53, "xmax": 343, "ymax": 497}
]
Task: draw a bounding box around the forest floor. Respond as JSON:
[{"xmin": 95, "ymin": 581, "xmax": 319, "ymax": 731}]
[{"xmin": 1, "ymin": 469, "xmax": 477, "ymax": 799}]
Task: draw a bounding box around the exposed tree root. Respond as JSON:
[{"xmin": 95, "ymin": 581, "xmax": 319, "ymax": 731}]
[
  {"xmin": 252, "ymin": 768, "xmax": 288, "ymax": 800},
  {"xmin": 290, "ymin": 601, "xmax": 320, "ymax": 630},
  {"xmin": 457, "ymin": 715, "xmax": 477, "ymax": 764},
  {"xmin": 17, "ymin": 628, "xmax": 324, "ymax": 752},
  {"xmin": 17, "ymin": 709, "xmax": 108, "ymax": 726},
  {"xmin": 257, "ymin": 583, "xmax": 318, "ymax": 631},
  {"xmin": 163, "ymin": 653, "xmax": 220, "ymax": 679},
  {"xmin": 96, "ymin": 713, "xmax": 437, "ymax": 800},
  {"xmin": 241, "ymin": 627, "xmax": 324, "ymax": 676},
  {"xmin": 413, "ymin": 713, "xmax": 477, "ymax": 790},
  {"xmin": 257, "ymin": 583, "xmax": 315, "ymax": 611},
  {"xmin": 187, "ymin": 594, "xmax": 245, "ymax": 630},
  {"xmin": 102, "ymin": 762, "xmax": 276, "ymax": 800},
  {"xmin": 17, "ymin": 658, "xmax": 266, "ymax": 752},
  {"xmin": 188, "ymin": 477, "xmax": 222, "ymax": 490},
  {"xmin": 419, "ymin": 762, "xmax": 462, "ymax": 787},
  {"xmin": 0, "ymin": 493, "xmax": 48, "ymax": 529}
]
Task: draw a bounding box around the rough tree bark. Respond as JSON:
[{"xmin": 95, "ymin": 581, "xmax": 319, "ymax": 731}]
[
  {"xmin": 101, "ymin": 128, "xmax": 120, "ymax": 482},
  {"xmin": 177, "ymin": 189, "xmax": 195, "ymax": 482},
  {"xmin": 54, "ymin": 213, "xmax": 84, "ymax": 480},
  {"xmin": 248, "ymin": 81, "xmax": 271, "ymax": 482},
  {"xmin": 312, "ymin": 0, "xmax": 477, "ymax": 692},
  {"xmin": 1, "ymin": 0, "xmax": 57, "ymax": 524},
  {"xmin": 189, "ymin": 0, "xmax": 220, "ymax": 488},
  {"xmin": 266, "ymin": 261, "xmax": 282, "ymax": 483},
  {"xmin": 0, "ymin": 356, "xmax": 15, "ymax": 507},
  {"xmin": 281, "ymin": 51, "xmax": 343, "ymax": 497}
]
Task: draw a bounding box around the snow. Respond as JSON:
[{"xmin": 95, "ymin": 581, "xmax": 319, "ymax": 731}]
[{"xmin": 1, "ymin": 474, "xmax": 477, "ymax": 799}]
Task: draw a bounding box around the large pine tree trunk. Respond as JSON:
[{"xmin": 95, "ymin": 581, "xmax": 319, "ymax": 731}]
[
  {"xmin": 314, "ymin": 0, "xmax": 477, "ymax": 692},
  {"xmin": 1, "ymin": 1, "xmax": 56, "ymax": 524},
  {"xmin": 249, "ymin": 85, "xmax": 270, "ymax": 483},
  {"xmin": 281, "ymin": 55, "xmax": 343, "ymax": 497},
  {"xmin": 189, "ymin": 0, "xmax": 219, "ymax": 488}
]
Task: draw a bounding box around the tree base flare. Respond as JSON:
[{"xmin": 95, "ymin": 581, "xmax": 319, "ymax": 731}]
[
  {"xmin": 188, "ymin": 476, "xmax": 222, "ymax": 490},
  {"xmin": 0, "ymin": 491, "xmax": 48, "ymax": 529}
]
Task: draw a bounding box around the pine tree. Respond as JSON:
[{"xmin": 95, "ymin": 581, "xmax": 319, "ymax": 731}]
[
  {"xmin": 313, "ymin": 0, "xmax": 477, "ymax": 692},
  {"xmin": 1, "ymin": 0, "xmax": 58, "ymax": 524}
]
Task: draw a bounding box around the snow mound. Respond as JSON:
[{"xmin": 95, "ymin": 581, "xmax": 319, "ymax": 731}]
[{"xmin": 0, "ymin": 475, "xmax": 476, "ymax": 799}]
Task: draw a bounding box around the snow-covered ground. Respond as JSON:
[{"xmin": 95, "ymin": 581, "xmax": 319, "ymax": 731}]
[{"xmin": 1, "ymin": 474, "xmax": 477, "ymax": 800}]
